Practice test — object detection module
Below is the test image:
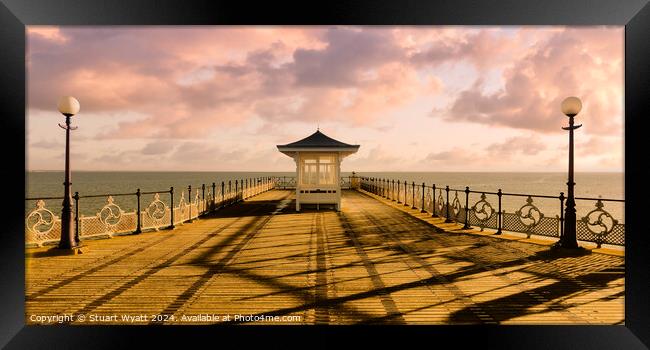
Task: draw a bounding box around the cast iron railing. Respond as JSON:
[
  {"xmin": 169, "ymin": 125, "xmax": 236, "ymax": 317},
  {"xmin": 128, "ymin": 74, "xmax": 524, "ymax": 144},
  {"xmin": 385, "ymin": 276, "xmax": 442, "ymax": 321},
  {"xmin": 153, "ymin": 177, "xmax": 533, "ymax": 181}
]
[
  {"xmin": 272, "ymin": 176, "xmax": 354, "ymax": 190},
  {"xmin": 358, "ymin": 176, "xmax": 625, "ymax": 248},
  {"xmin": 25, "ymin": 177, "xmax": 276, "ymax": 247}
]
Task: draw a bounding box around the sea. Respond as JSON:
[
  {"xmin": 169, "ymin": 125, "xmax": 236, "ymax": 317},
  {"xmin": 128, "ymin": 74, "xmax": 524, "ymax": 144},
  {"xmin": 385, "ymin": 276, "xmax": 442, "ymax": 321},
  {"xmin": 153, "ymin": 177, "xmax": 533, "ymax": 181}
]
[{"xmin": 25, "ymin": 171, "xmax": 624, "ymax": 223}]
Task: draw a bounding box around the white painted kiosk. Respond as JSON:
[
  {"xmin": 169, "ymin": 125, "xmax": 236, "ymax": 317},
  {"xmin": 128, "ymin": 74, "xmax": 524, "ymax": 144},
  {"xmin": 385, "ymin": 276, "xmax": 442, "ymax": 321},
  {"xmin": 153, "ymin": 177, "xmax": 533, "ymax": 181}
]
[{"xmin": 277, "ymin": 130, "xmax": 360, "ymax": 211}]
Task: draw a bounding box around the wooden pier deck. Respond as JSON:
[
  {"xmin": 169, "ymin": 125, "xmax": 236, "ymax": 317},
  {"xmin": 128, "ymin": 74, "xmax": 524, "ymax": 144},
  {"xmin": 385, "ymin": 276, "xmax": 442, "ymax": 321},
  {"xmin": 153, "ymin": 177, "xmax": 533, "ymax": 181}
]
[{"xmin": 25, "ymin": 189, "xmax": 624, "ymax": 325}]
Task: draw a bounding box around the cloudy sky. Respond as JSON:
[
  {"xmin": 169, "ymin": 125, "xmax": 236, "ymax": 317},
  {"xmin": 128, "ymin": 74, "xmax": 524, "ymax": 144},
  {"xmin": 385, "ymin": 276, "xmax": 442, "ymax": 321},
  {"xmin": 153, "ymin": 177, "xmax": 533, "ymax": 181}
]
[{"xmin": 26, "ymin": 26, "xmax": 624, "ymax": 172}]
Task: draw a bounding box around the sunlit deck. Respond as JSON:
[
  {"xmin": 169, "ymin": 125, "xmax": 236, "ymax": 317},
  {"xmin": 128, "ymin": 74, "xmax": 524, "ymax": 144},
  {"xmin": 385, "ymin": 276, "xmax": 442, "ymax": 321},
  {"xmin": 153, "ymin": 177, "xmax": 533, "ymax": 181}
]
[{"xmin": 25, "ymin": 189, "xmax": 624, "ymax": 325}]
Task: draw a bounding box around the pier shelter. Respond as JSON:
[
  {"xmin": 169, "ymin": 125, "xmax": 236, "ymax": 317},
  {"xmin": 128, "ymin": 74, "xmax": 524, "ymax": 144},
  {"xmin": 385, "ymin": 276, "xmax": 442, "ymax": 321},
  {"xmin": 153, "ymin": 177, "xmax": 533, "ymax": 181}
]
[{"xmin": 277, "ymin": 130, "xmax": 359, "ymax": 211}]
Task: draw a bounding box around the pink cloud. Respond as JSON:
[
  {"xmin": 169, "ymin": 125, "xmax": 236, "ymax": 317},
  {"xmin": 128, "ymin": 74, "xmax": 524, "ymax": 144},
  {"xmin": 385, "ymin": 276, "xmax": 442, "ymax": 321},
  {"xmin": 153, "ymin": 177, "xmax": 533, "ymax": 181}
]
[
  {"xmin": 26, "ymin": 26, "xmax": 623, "ymax": 172},
  {"xmin": 29, "ymin": 26, "xmax": 427, "ymax": 139},
  {"xmin": 441, "ymin": 27, "xmax": 623, "ymax": 135},
  {"xmin": 485, "ymin": 136, "xmax": 547, "ymax": 156}
]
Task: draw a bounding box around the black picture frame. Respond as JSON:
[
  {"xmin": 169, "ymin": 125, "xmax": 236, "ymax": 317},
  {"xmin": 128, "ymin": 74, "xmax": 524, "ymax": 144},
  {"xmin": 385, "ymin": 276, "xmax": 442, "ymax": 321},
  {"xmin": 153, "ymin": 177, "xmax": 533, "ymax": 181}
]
[{"xmin": 2, "ymin": 0, "xmax": 649, "ymax": 348}]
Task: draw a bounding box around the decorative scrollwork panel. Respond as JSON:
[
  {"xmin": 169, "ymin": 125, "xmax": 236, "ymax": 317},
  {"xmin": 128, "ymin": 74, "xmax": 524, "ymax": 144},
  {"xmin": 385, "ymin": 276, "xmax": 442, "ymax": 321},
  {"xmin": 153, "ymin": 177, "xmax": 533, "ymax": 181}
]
[
  {"xmin": 437, "ymin": 191, "xmax": 445, "ymax": 216},
  {"xmin": 25, "ymin": 200, "xmax": 57, "ymax": 239},
  {"xmin": 424, "ymin": 190, "xmax": 433, "ymax": 213},
  {"xmin": 513, "ymin": 196, "xmax": 544, "ymax": 236},
  {"xmin": 577, "ymin": 200, "xmax": 624, "ymax": 247},
  {"xmin": 470, "ymin": 194, "xmax": 495, "ymax": 231},
  {"xmin": 143, "ymin": 193, "xmax": 169, "ymax": 230},
  {"xmin": 451, "ymin": 191, "xmax": 462, "ymax": 221},
  {"xmin": 25, "ymin": 200, "xmax": 62, "ymax": 244},
  {"xmin": 96, "ymin": 196, "xmax": 124, "ymax": 232},
  {"xmin": 177, "ymin": 192, "xmax": 188, "ymax": 222}
]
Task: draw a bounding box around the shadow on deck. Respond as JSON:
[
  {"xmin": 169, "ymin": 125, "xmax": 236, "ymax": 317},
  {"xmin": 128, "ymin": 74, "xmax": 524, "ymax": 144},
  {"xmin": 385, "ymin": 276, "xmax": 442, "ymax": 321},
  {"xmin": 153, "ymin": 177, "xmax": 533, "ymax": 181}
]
[{"xmin": 25, "ymin": 189, "xmax": 624, "ymax": 325}]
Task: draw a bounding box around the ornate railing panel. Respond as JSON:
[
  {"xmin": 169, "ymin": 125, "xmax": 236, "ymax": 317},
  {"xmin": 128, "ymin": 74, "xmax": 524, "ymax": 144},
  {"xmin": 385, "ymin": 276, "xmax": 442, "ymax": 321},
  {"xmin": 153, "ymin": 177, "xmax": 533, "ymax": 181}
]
[
  {"xmin": 25, "ymin": 200, "xmax": 60, "ymax": 243},
  {"xmin": 469, "ymin": 193, "xmax": 496, "ymax": 230},
  {"xmin": 358, "ymin": 176, "xmax": 624, "ymax": 247},
  {"xmin": 142, "ymin": 193, "xmax": 170, "ymax": 230},
  {"xmin": 25, "ymin": 176, "xmax": 277, "ymax": 247},
  {"xmin": 275, "ymin": 176, "xmax": 296, "ymax": 189},
  {"xmin": 577, "ymin": 199, "xmax": 625, "ymax": 247}
]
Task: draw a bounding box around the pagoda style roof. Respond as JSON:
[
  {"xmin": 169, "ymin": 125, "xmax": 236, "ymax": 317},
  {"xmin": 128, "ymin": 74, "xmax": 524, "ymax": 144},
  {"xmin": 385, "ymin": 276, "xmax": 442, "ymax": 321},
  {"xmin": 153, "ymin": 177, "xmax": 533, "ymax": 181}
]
[
  {"xmin": 277, "ymin": 130, "xmax": 360, "ymax": 157},
  {"xmin": 278, "ymin": 130, "xmax": 359, "ymax": 148}
]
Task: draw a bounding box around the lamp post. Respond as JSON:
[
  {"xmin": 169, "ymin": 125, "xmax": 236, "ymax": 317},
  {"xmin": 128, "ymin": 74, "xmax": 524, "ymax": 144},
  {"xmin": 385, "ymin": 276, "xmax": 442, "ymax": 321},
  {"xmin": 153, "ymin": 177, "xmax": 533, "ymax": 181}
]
[
  {"xmin": 557, "ymin": 96, "xmax": 582, "ymax": 249},
  {"xmin": 57, "ymin": 96, "xmax": 80, "ymax": 250}
]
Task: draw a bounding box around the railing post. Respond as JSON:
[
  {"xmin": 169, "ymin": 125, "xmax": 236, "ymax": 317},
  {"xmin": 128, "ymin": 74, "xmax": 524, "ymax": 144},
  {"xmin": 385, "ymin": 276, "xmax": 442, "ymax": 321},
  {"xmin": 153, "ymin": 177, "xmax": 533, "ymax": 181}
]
[
  {"xmin": 411, "ymin": 182, "xmax": 417, "ymax": 209},
  {"xmin": 222, "ymin": 181, "xmax": 225, "ymax": 206},
  {"xmin": 445, "ymin": 185, "xmax": 453, "ymax": 223},
  {"xmin": 376, "ymin": 178, "xmax": 378, "ymax": 195},
  {"xmin": 431, "ymin": 184, "xmax": 437, "ymax": 217},
  {"xmin": 382, "ymin": 178, "xmax": 386, "ymax": 199},
  {"xmin": 212, "ymin": 182, "xmax": 216, "ymax": 211},
  {"xmin": 421, "ymin": 183, "xmax": 427, "ymax": 213},
  {"xmin": 391, "ymin": 180, "xmax": 396, "ymax": 201},
  {"xmin": 73, "ymin": 191, "xmax": 80, "ymax": 243},
  {"xmin": 397, "ymin": 180, "xmax": 401, "ymax": 204},
  {"xmin": 169, "ymin": 187, "xmax": 175, "ymax": 229},
  {"xmin": 386, "ymin": 179, "xmax": 390, "ymax": 200},
  {"xmin": 202, "ymin": 184, "xmax": 206, "ymax": 215},
  {"xmin": 188, "ymin": 185, "xmax": 193, "ymax": 223},
  {"xmin": 228, "ymin": 180, "xmax": 232, "ymax": 204},
  {"xmin": 135, "ymin": 188, "xmax": 142, "ymax": 234},
  {"xmin": 404, "ymin": 180, "xmax": 409, "ymax": 207},
  {"xmin": 559, "ymin": 192, "xmax": 565, "ymax": 241},
  {"xmin": 496, "ymin": 189, "xmax": 502, "ymax": 235},
  {"xmin": 463, "ymin": 186, "xmax": 471, "ymax": 229},
  {"xmin": 235, "ymin": 180, "xmax": 239, "ymax": 202},
  {"xmin": 385, "ymin": 179, "xmax": 388, "ymax": 199}
]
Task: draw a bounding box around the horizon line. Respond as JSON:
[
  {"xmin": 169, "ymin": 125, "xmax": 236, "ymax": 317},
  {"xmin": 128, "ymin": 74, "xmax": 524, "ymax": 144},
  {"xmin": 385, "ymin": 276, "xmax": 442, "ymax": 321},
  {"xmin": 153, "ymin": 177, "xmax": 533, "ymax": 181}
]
[{"xmin": 25, "ymin": 169, "xmax": 625, "ymax": 173}]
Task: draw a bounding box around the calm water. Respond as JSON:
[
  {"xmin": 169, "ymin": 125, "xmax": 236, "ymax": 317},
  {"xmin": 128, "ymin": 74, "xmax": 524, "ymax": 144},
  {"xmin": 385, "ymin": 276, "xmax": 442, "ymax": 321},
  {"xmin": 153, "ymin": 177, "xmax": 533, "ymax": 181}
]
[{"xmin": 25, "ymin": 171, "xmax": 624, "ymax": 222}]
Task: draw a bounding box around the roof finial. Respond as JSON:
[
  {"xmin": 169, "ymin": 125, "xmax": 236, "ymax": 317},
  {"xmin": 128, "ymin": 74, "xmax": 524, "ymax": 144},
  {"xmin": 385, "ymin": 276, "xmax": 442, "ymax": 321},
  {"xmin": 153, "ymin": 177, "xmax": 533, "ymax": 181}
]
[{"xmin": 317, "ymin": 123, "xmax": 319, "ymax": 131}]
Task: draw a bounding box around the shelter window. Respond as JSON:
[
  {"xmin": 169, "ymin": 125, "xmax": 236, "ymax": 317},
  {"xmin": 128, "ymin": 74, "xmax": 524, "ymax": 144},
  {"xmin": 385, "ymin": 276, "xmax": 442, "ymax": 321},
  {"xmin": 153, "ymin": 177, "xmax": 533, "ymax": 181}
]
[{"xmin": 301, "ymin": 156, "xmax": 336, "ymax": 185}]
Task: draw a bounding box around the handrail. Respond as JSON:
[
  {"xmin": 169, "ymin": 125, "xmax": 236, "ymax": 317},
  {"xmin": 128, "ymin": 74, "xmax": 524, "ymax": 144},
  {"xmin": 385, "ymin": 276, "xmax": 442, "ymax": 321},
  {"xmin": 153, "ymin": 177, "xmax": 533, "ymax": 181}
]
[
  {"xmin": 355, "ymin": 176, "xmax": 623, "ymax": 202},
  {"xmin": 355, "ymin": 175, "xmax": 624, "ymax": 248},
  {"xmin": 25, "ymin": 176, "xmax": 278, "ymax": 247}
]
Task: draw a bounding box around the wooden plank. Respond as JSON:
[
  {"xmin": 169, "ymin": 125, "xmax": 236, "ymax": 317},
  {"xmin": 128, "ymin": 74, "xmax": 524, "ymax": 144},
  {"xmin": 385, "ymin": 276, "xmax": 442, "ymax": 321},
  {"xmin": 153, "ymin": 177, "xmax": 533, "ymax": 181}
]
[{"xmin": 25, "ymin": 189, "xmax": 624, "ymax": 325}]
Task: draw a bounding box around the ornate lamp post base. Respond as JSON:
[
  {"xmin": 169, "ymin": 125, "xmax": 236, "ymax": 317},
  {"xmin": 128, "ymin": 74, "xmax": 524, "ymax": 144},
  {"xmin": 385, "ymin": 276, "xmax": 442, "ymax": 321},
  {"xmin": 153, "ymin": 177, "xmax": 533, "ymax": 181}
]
[
  {"xmin": 549, "ymin": 241, "xmax": 589, "ymax": 257},
  {"xmin": 46, "ymin": 245, "xmax": 87, "ymax": 256}
]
